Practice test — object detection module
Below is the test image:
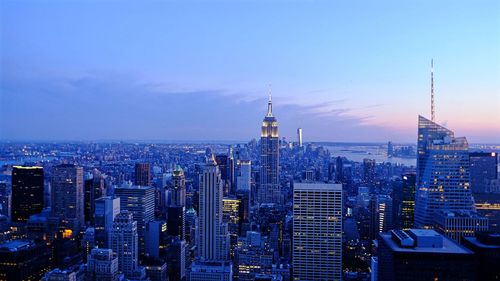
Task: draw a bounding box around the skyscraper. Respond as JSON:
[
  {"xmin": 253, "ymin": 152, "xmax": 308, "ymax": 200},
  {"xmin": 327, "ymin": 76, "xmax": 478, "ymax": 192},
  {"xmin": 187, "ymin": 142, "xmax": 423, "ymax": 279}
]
[
  {"xmin": 414, "ymin": 116, "xmax": 475, "ymax": 228},
  {"xmin": 236, "ymin": 160, "xmax": 251, "ymax": 192},
  {"xmin": 469, "ymin": 152, "xmax": 498, "ymax": 193},
  {"xmin": 171, "ymin": 165, "xmax": 186, "ymax": 207},
  {"xmin": 400, "ymin": 173, "xmax": 416, "ymax": 230},
  {"xmin": 114, "ymin": 185, "xmax": 155, "ymax": 255},
  {"xmin": 84, "ymin": 172, "xmax": 104, "ymax": 224},
  {"xmin": 297, "ymin": 128, "xmax": 303, "ymax": 147},
  {"xmin": 94, "ymin": 196, "xmax": 120, "ymax": 248},
  {"xmin": 111, "ymin": 210, "xmax": 145, "ymax": 279},
  {"xmin": 293, "ymin": 183, "xmax": 342, "ymax": 281},
  {"xmin": 51, "ymin": 164, "xmax": 84, "ymax": 232},
  {"xmin": 11, "ymin": 166, "xmax": 44, "ymax": 223},
  {"xmin": 134, "ymin": 163, "xmax": 151, "ymax": 186},
  {"xmin": 197, "ymin": 156, "xmax": 229, "ymax": 261},
  {"xmin": 258, "ymin": 95, "xmax": 280, "ymax": 204},
  {"xmin": 215, "ymin": 154, "xmax": 230, "ymax": 195},
  {"xmin": 363, "ymin": 158, "xmax": 376, "ymax": 188}
]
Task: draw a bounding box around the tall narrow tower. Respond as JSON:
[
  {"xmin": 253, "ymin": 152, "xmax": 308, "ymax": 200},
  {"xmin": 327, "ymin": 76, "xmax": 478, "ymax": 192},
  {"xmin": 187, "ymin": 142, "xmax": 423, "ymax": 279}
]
[
  {"xmin": 198, "ymin": 155, "xmax": 229, "ymax": 261},
  {"xmin": 431, "ymin": 59, "xmax": 435, "ymax": 122},
  {"xmin": 258, "ymin": 94, "xmax": 280, "ymax": 204}
]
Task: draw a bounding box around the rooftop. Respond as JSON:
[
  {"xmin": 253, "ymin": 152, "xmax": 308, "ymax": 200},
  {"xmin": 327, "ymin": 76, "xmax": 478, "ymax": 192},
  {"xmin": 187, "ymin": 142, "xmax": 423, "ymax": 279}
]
[{"xmin": 380, "ymin": 229, "xmax": 472, "ymax": 254}]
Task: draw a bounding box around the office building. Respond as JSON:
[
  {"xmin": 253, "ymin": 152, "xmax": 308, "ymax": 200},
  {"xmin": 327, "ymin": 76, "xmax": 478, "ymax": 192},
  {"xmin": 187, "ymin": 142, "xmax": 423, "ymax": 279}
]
[
  {"xmin": 400, "ymin": 173, "xmax": 416, "ymax": 229},
  {"xmin": 462, "ymin": 232, "xmax": 500, "ymax": 280},
  {"xmin": 171, "ymin": 165, "xmax": 186, "ymax": 207},
  {"xmin": 145, "ymin": 220, "xmax": 167, "ymax": 259},
  {"xmin": 335, "ymin": 157, "xmax": 344, "ymax": 183},
  {"xmin": 197, "ymin": 156, "xmax": 229, "ymax": 261},
  {"xmin": 167, "ymin": 205, "xmax": 185, "ymax": 238},
  {"xmin": 363, "ymin": 159, "xmax": 376, "ymax": 188},
  {"xmin": 377, "ymin": 229, "xmax": 476, "ymax": 281},
  {"xmin": 11, "ymin": 166, "xmax": 44, "ymax": 223},
  {"xmin": 134, "ymin": 163, "xmax": 151, "ymax": 186},
  {"xmin": 188, "ymin": 261, "xmax": 233, "ymax": 281},
  {"xmin": 215, "ymin": 154, "xmax": 230, "ymax": 195},
  {"xmin": 51, "ymin": 164, "xmax": 84, "ymax": 232},
  {"xmin": 84, "ymin": 172, "xmax": 104, "ymax": 224},
  {"xmin": 111, "ymin": 211, "xmax": 146, "ymax": 280},
  {"xmin": 433, "ymin": 211, "xmax": 489, "ymax": 243},
  {"xmin": 236, "ymin": 160, "xmax": 251, "ymax": 192},
  {"xmin": 0, "ymin": 239, "xmax": 51, "ymax": 281},
  {"xmin": 166, "ymin": 237, "xmax": 187, "ymax": 281},
  {"xmin": 86, "ymin": 248, "xmax": 120, "ymax": 281},
  {"xmin": 293, "ymin": 183, "xmax": 342, "ymax": 281},
  {"xmin": 297, "ymin": 128, "xmax": 303, "ymax": 147},
  {"xmin": 414, "ymin": 116, "xmax": 475, "ymax": 228},
  {"xmin": 94, "ymin": 196, "xmax": 120, "ymax": 248},
  {"xmin": 114, "ymin": 185, "xmax": 155, "ymax": 254},
  {"xmin": 258, "ymin": 95, "xmax": 280, "ymax": 204},
  {"xmin": 469, "ymin": 152, "xmax": 498, "ymax": 193}
]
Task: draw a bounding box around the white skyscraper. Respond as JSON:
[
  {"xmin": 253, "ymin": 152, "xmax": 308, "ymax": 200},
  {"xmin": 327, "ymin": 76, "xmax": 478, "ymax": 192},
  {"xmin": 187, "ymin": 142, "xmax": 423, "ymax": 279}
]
[
  {"xmin": 197, "ymin": 156, "xmax": 229, "ymax": 261},
  {"xmin": 297, "ymin": 127, "xmax": 303, "ymax": 147},
  {"xmin": 293, "ymin": 183, "xmax": 342, "ymax": 281}
]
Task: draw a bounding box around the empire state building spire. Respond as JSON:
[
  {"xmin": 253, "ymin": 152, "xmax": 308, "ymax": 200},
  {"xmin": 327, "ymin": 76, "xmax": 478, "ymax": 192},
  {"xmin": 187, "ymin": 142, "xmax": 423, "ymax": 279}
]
[{"xmin": 267, "ymin": 93, "xmax": 273, "ymax": 117}]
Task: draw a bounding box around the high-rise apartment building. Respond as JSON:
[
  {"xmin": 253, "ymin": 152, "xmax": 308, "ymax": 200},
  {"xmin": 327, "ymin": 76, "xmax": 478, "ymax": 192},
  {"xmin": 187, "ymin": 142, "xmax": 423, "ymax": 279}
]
[
  {"xmin": 258, "ymin": 95, "xmax": 280, "ymax": 204},
  {"xmin": 51, "ymin": 164, "xmax": 84, "ymax": 232},
  {"xmin": 11, "ymin": 166, "xmax": 44, "ymax": 223},
  {"xmin": 293, "ymin": 183, "xmax": 342, "ymax": 281}
]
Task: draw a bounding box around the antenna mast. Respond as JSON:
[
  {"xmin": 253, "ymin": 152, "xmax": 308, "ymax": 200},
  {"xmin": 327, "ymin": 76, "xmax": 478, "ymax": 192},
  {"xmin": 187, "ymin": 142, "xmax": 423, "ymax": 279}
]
[{"xmin": 431, "ymin": 59, "xmax": 435, "ymax": 122}]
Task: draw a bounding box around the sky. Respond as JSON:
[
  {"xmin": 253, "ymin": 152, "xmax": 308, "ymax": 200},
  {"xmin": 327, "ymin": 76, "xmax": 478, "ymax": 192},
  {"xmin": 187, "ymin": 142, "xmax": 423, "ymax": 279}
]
[{"xmin": 1, "ymin": 0, "xmax": 499, "ymax": 143}]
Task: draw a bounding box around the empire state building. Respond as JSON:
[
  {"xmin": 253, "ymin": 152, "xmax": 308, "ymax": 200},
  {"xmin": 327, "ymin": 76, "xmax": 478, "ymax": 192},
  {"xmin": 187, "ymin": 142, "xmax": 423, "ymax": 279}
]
[{"xmin": 258, "ymin": 95, "xmax": 281, "ymax": 204}]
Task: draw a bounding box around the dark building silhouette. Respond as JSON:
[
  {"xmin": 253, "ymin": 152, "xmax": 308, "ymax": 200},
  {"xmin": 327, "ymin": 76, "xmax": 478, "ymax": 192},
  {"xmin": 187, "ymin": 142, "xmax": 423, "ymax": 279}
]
[
  {"xmin": 469, "ymin": 152, "xmax": 498, "ymax": 193},
  {"xmin": 462, "ymin": 232, "xmax": 500, "ymax": 280},
  {"xmin": 0, "ymin": 240, "xmax": 51, "ymax": 280},
  {"xmin": 134, "ymin": 163, "xmax": 151, "ymax": 186},
  {"xmin": 377, "ymin": 229, "xmax": 476, "ymax": 281},
  {"xmin": 11, "ymin": 166, "xmax": 44, "ymax": 223}
]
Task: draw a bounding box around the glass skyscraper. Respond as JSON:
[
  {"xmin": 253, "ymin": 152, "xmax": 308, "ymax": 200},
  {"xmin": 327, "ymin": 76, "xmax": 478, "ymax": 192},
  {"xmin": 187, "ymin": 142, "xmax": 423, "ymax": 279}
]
[{"xmin": 414, "ymin": 115, "xmax": 475, "ymax": 228}]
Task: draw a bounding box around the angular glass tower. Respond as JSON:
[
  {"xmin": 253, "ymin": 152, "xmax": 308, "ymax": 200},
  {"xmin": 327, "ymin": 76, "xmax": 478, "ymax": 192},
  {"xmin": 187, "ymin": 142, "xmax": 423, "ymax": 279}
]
[
  {"xmin": 258, "ymin": 95, "xmax": 280, "ymax": 204},
  {"xmin": 414, "ymin": 116, "xmax": 475, "ymax": 228}
]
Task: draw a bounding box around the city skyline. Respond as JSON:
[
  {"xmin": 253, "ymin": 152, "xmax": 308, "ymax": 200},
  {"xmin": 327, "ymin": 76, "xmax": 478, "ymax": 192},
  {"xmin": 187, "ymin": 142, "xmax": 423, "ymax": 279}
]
[{"xmin": 1, "ymin": 1, "xmax": 499, "ymax": 143}]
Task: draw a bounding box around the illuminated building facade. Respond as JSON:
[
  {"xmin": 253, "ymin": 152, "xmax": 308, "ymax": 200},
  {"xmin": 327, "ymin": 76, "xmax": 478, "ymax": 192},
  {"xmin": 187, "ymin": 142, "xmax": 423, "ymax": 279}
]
[
  {"xmin": 469, "ymin": 152, "xmax": 498, "ymax": 193},
  {"xmin": 51, "ymin": 164, "xmax": 84, "ymax": 232},
  {"xmin": 258, "ymin": 95, "xmax": 280, "ymax": 204},
  {"xmin": 414, "ymin": 116, "xmax": 475, "ymax": 228},
  {"xmin": 400, "ymin": 173, "xmax": 416, "ymax": 229},
  {"xmin": 293, "ymin": 183, "xmax": 342, "ymax": 281},
  {"xmin": 11, "ymin": 166, "xmax": 44, "ymax": 223},
  {"xmin": 433, "ymin": 211, "xmax": 489, "ymax": 243}
]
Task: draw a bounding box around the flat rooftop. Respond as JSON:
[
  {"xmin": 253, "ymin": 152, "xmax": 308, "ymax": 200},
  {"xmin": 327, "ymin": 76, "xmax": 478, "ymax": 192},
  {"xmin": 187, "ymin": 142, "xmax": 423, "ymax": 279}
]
[{"xmin": 380, "ymin": 230, "xmax": 473, "ymax": 254}]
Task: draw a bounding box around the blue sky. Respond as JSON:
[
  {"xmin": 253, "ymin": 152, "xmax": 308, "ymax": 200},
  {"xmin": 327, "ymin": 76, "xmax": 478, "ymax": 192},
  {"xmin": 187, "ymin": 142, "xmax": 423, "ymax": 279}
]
[{"xmin": 1, "ymin": 0, "xmax": 499, "ymax": 142}]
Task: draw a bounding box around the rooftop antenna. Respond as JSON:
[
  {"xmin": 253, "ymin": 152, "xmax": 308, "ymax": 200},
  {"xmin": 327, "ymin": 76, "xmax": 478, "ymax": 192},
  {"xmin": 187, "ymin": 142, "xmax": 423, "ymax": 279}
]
[
  {"xmin": 267, "ymin": 84, "xmax": 273, "ymax": 117},
  {"xmin": 431, "ymin": 59, "xmax": 435, "ymax": 122}
]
